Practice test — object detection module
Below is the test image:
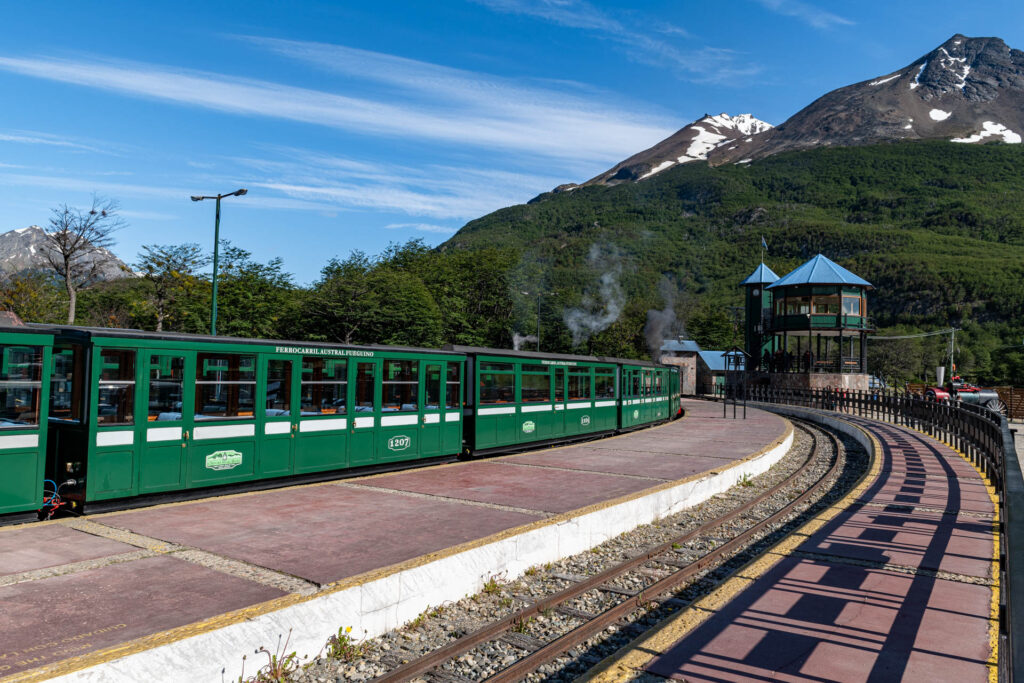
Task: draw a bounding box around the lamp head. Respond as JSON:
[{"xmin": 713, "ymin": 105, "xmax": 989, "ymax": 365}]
[
  {"xmin": 190, "ymin": 195, "xmax": 203, "ymax": 202},
  {"xmin": 233, "ymin": 188, "xmax": 248, "ymax": 197}
]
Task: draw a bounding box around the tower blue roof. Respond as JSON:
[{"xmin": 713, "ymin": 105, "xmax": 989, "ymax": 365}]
[
  {"xmin": 739, "ymin": 262, "xmax": 779, "ymax": 286},
  {"xmin": 766, "ymin": 254, "xmax": 872, "ymax": 289}
]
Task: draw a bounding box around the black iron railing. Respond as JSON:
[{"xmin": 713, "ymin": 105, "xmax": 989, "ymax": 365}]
[{"xmin": 739, "ymin": 385, "xmax": 1021, "ymax": 682}]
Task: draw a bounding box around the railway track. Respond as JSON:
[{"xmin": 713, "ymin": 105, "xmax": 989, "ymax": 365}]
[{"xmin": 354, "ymin": 419, "xmax": 854, "ymax": 683}]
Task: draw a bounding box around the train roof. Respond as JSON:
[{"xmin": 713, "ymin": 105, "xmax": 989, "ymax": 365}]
[
  {"xmin": 13, "ymin": 323, "xmax": 463, "ymax": 357},
  {"xmin": 445, "ymin": 345, "xmax": 670, "ymax": 369}
]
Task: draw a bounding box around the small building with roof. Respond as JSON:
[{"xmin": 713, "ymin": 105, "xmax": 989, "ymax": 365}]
[
  {"xmin": 659, "ymin": 337, "xmax": 701, "ymax": 395},
  {"xmin": 740, "ymin": 254, "xmax": 873, "ymax": 391}
]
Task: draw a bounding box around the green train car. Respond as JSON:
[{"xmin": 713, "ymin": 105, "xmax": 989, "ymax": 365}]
[
  {"xmin": 0, "ymin": 325, "xmax": 682, "ymax": 522},
  {"xmin": 452, "ymin": 347, "xmax": 677, "ymax": 454}
]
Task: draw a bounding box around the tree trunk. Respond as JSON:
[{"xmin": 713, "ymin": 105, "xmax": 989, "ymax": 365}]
[
  {"xmin": 66, "ymin": 280, "xmax": 76, "ymax": 325},
  {"xmin": 156, "ymin": 302, "xmax": 165, "ymax": 332}
]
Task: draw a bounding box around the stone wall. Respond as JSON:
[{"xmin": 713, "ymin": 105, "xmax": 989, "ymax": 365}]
[{"xmin": 660, "ymin": 353, "xmax": 698, "ymax": 395}]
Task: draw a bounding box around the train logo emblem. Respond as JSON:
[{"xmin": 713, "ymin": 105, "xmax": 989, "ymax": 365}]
[
  {"xmin": 580, "ymin": 415, "xmax": 590, "ymax": 426},
  {"xmin": 633, "ymin": 409, "xmax": 640, "ymax": 420},
  {"xmin": 205, "ymin": 450, "xmax": 243, "ymax": 471},
  {"xmin": 522, "ymin": 420, "xmax": 536, "ymax": 434},
  {"xmin": 387, "ymin": 435, "xmax": 411, "ymax": 451}
]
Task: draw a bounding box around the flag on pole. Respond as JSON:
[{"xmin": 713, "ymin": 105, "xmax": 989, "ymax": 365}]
[{"xmin": 761, "ymin": 235, "xmax": 768, "ymax": 250}]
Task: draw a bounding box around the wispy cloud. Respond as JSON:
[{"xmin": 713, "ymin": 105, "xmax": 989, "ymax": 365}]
[
  {"xmin": 0, "ymin": 130, "xmax": 99, "ymax": 152},
  {"xmin": 752, "ymin": 0, "xmax": 853, "ymax": 29},
  {"xmin": 0, "ymin": 52, "xmax": 674, "ymax": 165},
  {"xmin": 385, "ymin": 223, "xmax": 458, "ymax": 234},
  {"xmin": 235, "ymin": 148, "xmax": 565, "ymax": 220},
  {"xmin": 471, "ymin": 0, "xmax": 760, "ymax": 84}
]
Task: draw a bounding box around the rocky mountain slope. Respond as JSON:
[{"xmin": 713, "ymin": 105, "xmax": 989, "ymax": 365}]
[
  {"xmin": 573, "ymin": 34, "xmax": 1024, "ymax": 189},
  {"xmin": 0, "ymin": 226, "xmax": 130, "ymax": 279}
]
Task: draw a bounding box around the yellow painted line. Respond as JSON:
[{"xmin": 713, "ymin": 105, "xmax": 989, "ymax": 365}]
[
  {"xmin": 3, "ymin": 405, "xmax": 791, "ymax": 682},
  {"xmin": 582, "ymin": 413, "xmax": 882, "ymax": 683}
]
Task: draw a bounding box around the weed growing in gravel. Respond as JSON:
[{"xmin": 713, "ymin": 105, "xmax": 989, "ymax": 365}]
[
  {"xmin": 323, "ymin": 626, "xmax": 368, "ymax": 662},
  {"xmin": 236, "ymin": 630, "xmax": 303, "ymax": 682},
  {"xmin": 511, "ymin": 617, "xmax": 534, "ymax": 633},
  {"xmin": 482, "ymin": 572, "xmax": 506, "ymax": 595},
  {"xmin": 544, "ymin": 562, "xmax": 553, "ymax": 570},
  {"xmin": 523, "ymin": 566, "xmax": 539, "ymax": 577},
  {"xmin": 739, "ymin": 473, "xmax": 755, "ymax": 487},
  {"xmin": 671, "ymin": 542, "xmax": 682, "ymax": 550},
  {"xmin": 499, "ymin": 596, "xmax": 513, "ymax": 607}
]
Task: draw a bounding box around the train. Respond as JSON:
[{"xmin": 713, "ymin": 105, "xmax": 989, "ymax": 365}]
[
  {"xmin": 925, "ymin": 376, "xmax": 1005, "ymax": 414},
  {"xmin": 0, "ymin": 324, "xmax": 682, "ymax": 522}
]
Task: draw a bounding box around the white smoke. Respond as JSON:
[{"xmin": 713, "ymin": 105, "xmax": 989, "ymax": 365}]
[
  {"xmin": 563, "ymin": 244, "xmax": 625, "ymax": 347},
  {"xmin": 512, "ymin": 333, "xmax": 538, "ymax": 351}
]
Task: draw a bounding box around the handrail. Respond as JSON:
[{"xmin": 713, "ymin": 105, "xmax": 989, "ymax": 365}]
[{"xmin": 741, "ymin": 385, "xmax": 1020, "ymax": 682}]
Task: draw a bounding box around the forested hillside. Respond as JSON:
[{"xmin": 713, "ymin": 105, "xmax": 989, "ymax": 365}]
[{"xmin": 444, "ymin": 141, "xmax": 1024, "ymax": 384}]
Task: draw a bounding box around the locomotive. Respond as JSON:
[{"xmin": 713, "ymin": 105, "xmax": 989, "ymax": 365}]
[{"xmin": 924, "ymin": 376, "xmax": 1005, "ymax": 414}]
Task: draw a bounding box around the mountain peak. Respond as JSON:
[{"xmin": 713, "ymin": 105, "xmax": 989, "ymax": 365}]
[
  {"xmin": 575, "ymin": 112, "xmax": 772, "ymax": 187},
  {"xmin": 568, "ymin": 33, "xmax": 1024, "ymax": 189}
]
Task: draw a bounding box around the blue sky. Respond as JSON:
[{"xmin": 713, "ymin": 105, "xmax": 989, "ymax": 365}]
[{"xmin": 1, "ymin": 0, "xmax": 1022, "ymax": 283}]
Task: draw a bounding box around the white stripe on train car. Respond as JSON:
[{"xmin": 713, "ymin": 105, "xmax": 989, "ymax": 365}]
[
  {"xmin": 265, "ymin": 422, "xmax": 291, "ymax": 435},
  {"xmin": 147, "ymin": 427, "xmax": 182, "ymax": 442},
  {"xmin": 478, "ymin": 406, "xmax": 515, "ymax": 415},
  {"xmin": 0, "ymin": 433, "xmax": 38, "ymax": 449},
  {"xmin": 96, "ymin": 431, "xmax": 133, "ymax": 447},
  {"xmin": 354, "ymin": 416, "xmax": 375, "ymax": 428},
  {"xmin": 444, "ymin": 412, "xmax": 460, "ymax": 422},
  {"xmin": 595, "ymin": 400, "xmax": 617, "ymax": 408},
  {"xmin": 567, "ymin": 402, "xmax": 591, "ymax": 410},
  {"xmin": 423, "ymin": 413, "xmax": 441, "ymax": 424},
  {"xmin": 521, "ymin": 404, "xmax": 553, "ymax": 413},
  {"xmin": 194, "ymin": 423, "xmax": 255, "ymax": 440},
  {"xmin": 381, "ymin": 414, "xmax": 417, "ymax": 426},
  {"xmin": 300, "ymin": 418, "xmax": 347, "ymax": 433}
]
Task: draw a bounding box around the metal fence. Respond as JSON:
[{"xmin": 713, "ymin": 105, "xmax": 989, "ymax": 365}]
[{"xmin": 739, "ymin": 385, "xmax": 1022, "ymax": 682}]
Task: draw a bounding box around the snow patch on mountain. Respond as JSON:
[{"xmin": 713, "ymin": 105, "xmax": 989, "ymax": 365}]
[
  {"xmin": 910, "ymin": 62, "xmax": 927, "ymax": 89},
  {"xmin": 929, "ymin": 108, "xmax": 952, "ymax": 121},
  {"xmin": 870, "ymin": 73, "xmax": 901, "ymax": 86},
  {"xmin": 951, "ymin": 121, "xmax": 1022, "ymax": 144}
]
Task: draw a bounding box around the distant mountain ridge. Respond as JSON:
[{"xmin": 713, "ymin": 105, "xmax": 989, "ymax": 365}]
[
  {"xmin": 0, "ymin": 226, "xmax": 130, "ymax": 280},
  {"xmin": 565, "ymin": 34, "xmax": 1024, "ymax": 191}
]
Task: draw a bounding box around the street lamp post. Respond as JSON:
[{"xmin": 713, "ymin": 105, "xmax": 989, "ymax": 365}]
[{"xmin": 191, "ymin": 188, "xmax": 247, "ymax": 335}]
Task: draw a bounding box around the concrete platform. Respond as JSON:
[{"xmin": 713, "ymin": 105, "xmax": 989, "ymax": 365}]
[
  {"xmin": 589, "ymin": 410, "xmax": 998, "ymax": 683},
  {"xmin": 0, "ymin": 399, "xmax": 790, "ymax": 682}
]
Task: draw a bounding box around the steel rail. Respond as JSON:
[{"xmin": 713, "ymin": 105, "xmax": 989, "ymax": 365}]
[{"xmin": 373, "ymin": 421, "xmax": 838, "ymax": 683}]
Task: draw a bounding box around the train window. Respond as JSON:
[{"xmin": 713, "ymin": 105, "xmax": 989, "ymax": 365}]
[
  {"xmin": 630, "ymin": 372, "xmax": 641, "ymax": 398},
  {"xmin": 300, "ymin": 357, "xmax": 346, "ymax": 415},
  {"xmin": 644, "ymin": 372, "xmax": 653, "ymax": 397},
  {"xmin": 655, "ymin": 374, "xmax": 663, "ymax": 396},
  {"xmin": 445, "ymin": 364, "xmax": 461, "ymax": 409},
  {"xmin": 0, "ymin": 344, "xmax": 42, "ymax": 427},
  {"xmin": 567, "ymin": 371, "xmax": 591, "ymax": 401},
  {"xmin": 383, "ymin": 360, "xmax": 418, "ymax": 412},
  {"xmin": 522, "ymin": 364, "xmax": 547, "ymax": 373},
  {"xmin": 842, "ymin": 296, "xmax": 862, "ymax": 316},
  {"xmin": 595, "ymin": 369, "xmax": 615, "ymax": 399},
  {"xmin": 479, "ymin": 362, "xmax": 514, "ymax": 404},
  {"xmin": 195, "ymin": 353, "xmax": 256, "ymax": 420},
  {"xmin": 554, "ymin": 368, "xmax": 564, "ymax": 401},
  {"xmin": 425, "ymin": 364, "xmax": 442, "ymax": 410},
  {"xmin": 355, "ymin": 362, "xmax": 375, "ymax": 411},
  {"xmin": 267, "ymin": 359, "xmax": 293, "ymax": 415},
  {"xmin": 50, "ymin": 345, "xmax": 83, "ymax": 423},
  {"xmin": 97, "ymin": 349, "xmax": 135, "ymax": 426},
  {"xmin": 521, "ymin": 371, "xmax": 550, "ymax": 403},
  {"xmin": 148, "ymin": 355, "xmax": 184, "ymax": 421}
]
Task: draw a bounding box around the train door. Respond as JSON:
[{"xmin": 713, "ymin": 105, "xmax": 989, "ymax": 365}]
[
  {"xmin": 187, "ymin": 351, "xmax": 258, "ymax": 488},
  {"xmin": 293, "ymin": 355, "xmax": 350, "ymax": 474},
  {"xmin": 442, "ymin": 362, "xmax": 462, "ymax": 454},
  {"xmin": 90, "ymin": 347, "xmax": 142, "ymax": 500},
  {"xmin": 0, "ymin": 335, "xmax": 52, "ymax": 514},
  {"xmin": 379, "ymin": 358, "xmax": 420, "ymax": 462},
  {"xmin": 348, "ymin": 359, "xmax": 379, "ymax": 466},
  {"xmin": 552, "ymin": 366, "xmax": 566, "ymax": 435},
  {"xmin": 260, "ymin": 354, "xmax": 298, "ymax": 477},
  {"xmin": 139, "ymin": 351, "xmax": 194, "ymax": 494},
  {"xmin": 420, "ymin": 360, "xmax": 444, "ymax": 458}
]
